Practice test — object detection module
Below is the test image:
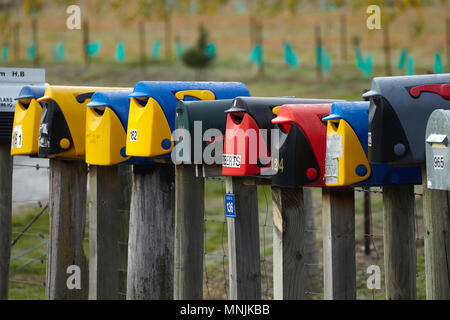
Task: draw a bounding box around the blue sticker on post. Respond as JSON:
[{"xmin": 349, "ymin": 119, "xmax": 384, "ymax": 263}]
[{"xmin": 224, "ymin": 193, "xmax": 236, "ymax": 218}]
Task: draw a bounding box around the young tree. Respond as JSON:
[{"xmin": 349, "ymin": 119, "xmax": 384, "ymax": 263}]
[{"xmin": 182, "ymin": 24, "xmax": 214, "ymax": 79}]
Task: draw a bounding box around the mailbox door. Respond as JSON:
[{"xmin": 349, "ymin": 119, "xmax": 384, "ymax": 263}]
[
  {"xmin": 126, "ymin": 81, "xmax": 250, "ymax": 158},
  {"xmin": 38, "ymin": 86, "xmax": 123, "ymax": 159},
  {"xmin": 175, "ymin": 99, "xmax": 232, "ymax": 165},
  {"xmin": 85, "ymin": 90, "xmax": 134, "ymax": 166},
  {"xmin": 271, "ymin": 104, "xmax": 332, "ymax": 188},
  {"xmin": 363, "ymin": 74, "xmax": 450, "ymax": 165},
  {"xmin": 426, "ymin": 109, "xmax": 450, "ymax": 190},
  {"xmin": 11, "ymin": 86, "xmax": 46, "ymax": 155}
]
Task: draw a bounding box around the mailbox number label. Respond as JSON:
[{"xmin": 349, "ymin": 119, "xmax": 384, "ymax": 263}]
[
  {"xmin": 433, "ymin": 155, "xmax": 445, "ymax": 170},
  {"xmin": 224, "ymin": 193, "xmax": 236, "ymax": 218},
  {"xmin": 130, "ymin": 129, "xmax": 138, "ymax": 142},
  {"xmin": 12, "ymin": 125, "xmax": 23, "ymax": 149}
]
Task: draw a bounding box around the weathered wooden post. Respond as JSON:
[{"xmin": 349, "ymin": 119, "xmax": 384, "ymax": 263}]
[
  {"xmin": 174, "ymin": 164, "xmax": 204, "ymax": 300},
  {"xmin": 422, "ymin": 167, "xmax": 450, "ymax": 299},
  {"xmin": 423, "ymin": 110, "xmax": 450, "ymax": 299},
  {"xmin": 0, "ymin": 143, "xmax": 12, "ymax": 300},
  {"xmin": 46, "ymin": 160, "xmax": 89, "ymax": 299},
  {"xmin": 382, "ymin": 186, "xmax": 417, "ymax": 300},
  {"xmin": 1, "ymin": 68, "xmax": 46, "ymax": 300},
  {"xmin": 225, "ymin": 176, "xmax": 261, "ymax": 300},
  {"xmin": 363, "ymin": 188, "xmax": 371, "ymax": 255},
  {"xmin": 272, "ymin": 187, "xmax": 318, "ymax": 300},
  {"xmin": 88, "ymin": 165, "xmax": 131, "ymax": 300},
  {"xmin": 127, "ymin": 164, "xmax": 175, "ymax": 300},
  {"xmin": 322, "ymin": 188, "xmax": 356, "ymax": 300}
]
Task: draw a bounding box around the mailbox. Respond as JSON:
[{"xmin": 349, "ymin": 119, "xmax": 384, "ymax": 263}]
[
  {"xmin": 363, "ymin": 74, "xmax": 450, "ymax": 165},
  {"xmin": 37, "ymin": 86, "xmax": 123, "ymax": 159},
  {"xmin": 11, "ymin": 85, "xmax": 46, "ymax": 155},
  {"xmin": 174, "ymin": 99, "xmax": 237, "ymax": 165},
  {"xmin": 323, "ymin": 101, "xmax": 422, "ymax": 187},
  {"xmin": 125, "ymin": 81, "xmax": 250, "ymax": 158},
  {"xmin": 270, "ymin": 104, "xmax": 332, "ymax": 187},
  {"xmin": 425, "ymin": 109, "xmax": 450, "ymax": 190},
  {"xmin": 86, "ymin": 89, "xmax": 154, "ymax": 166},
  {"xmin": 222, "ymin": 97, "xmax": 337, "ymax": 177}
]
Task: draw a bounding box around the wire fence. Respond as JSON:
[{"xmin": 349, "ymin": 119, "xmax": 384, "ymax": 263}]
[{"xmin": 8, "ymin": 162, "xmax": 427, "ymax": 300}]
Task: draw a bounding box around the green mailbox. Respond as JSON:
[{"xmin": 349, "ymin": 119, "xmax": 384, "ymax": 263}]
[{"xmin": 174, "ymin": 99, "xmax": 234, "ymax": 165}]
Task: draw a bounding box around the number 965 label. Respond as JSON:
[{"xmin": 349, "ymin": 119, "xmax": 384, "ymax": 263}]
[{"xmin": 433, "ymin": 155, "xmax": 445, "ymax": 170}]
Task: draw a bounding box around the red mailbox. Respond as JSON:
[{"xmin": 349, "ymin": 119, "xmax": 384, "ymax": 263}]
[
  {"xmin": 271, "ymin": 104, "xmax": 333, "ymax": 188},
  {"xmin": 222, "ymin": 97, "xmax": 335, "ymax": 177}
]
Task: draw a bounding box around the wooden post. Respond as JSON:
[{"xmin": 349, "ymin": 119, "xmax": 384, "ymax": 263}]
[
  {"xmin": 117, "ymin": 165, "xmax": 131, "ymax": 299},
  {"xmin": 31, "ymin": 16, "xmax": 38, "ymax": 67},
  {"xmin": 46, "ymin": 160, "xmax": 88, "ymax": 300},
  {"xmin": 340, "ymin": 14, "xmax": 348, "ymax": 63},
  {"xmin": 0, "ymin": 143, "xmax": 13, "ymax": 300},
  {"xmin": 174, "ymin": 165, "xmax": 205, "ymax": 300},
  {"xmin": 164, "ymin": 14, "xmax": 172, "ymax": 60},
  {"xmin": 383, "ymin": 23, "xmax": 392, "ymax": 76},
  {"xmin": 83, "ymin": 19, "xmax": 90, "ymax": 68},
  {"xmin": 322, "ymin": 188, "xmax": 356, "ymax": 300},
  {"xmin": 225, "ymin": 177, "xmax": 261, "ymax": 300},
  {"xmin": 272, "ymin": 187, "xmax": 318, "ymax": 300},
  {"xmin": 422, "ymin": 167, "xmax": 450, "ymax": 299},
  {"xmin": 88, "ymin": 165, "xmax": 131, "ymax": 300},
  {"xmin": 126, "ymin": 164, "xmax": 175, "ymax": 300},
  {"xmin": 364, "ymin": 188, "xmax": 371, "ymax": 255},
  {"xmin": 446, "ymin": 18, "xmax": 450, "ymax": 72},
  {"xmin": 382, "ymin": 186, "xmax": 416, "ymax": 300},
  {"xmin": 315, "ymin": 25, "xmax": 323, "ymax": 81},
  {"xmin": 138, "ymin": 20, "xmax": 146, "ymax": 69},
  {"xmin": 13, "ymin": 22, "xmax": 20, "ymax": 61},
  {"xmin": 257, "ymin": 19, "xmax": 264, "ymax": 76}
]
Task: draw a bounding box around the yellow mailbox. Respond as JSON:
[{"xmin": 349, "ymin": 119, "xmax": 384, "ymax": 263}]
[
  {"xmin": 125, "ymin": 81, "xmax": 250, "ymax": 158},
  {"xmin": 11, "ymin": 86, "xmax": 47, "ymax": 156},
  {"xmin": 37, "ymin": 86, "xmax": 124, "ymax": 159}
]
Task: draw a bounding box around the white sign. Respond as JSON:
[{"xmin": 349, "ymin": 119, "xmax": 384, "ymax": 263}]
[{"xmin": 0, "ymin": 68, "xmax": 46, "ymax": 113}]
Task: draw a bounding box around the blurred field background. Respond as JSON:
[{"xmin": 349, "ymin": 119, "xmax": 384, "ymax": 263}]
[{"xmin": 2, "ymin": 0, "xmax": 447, "ymax": 300}]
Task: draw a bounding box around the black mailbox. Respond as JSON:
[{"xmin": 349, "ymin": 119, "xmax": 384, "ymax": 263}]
[{"xmin": 363, "ymin": 74, "xmax": 450, "ymax": 165}]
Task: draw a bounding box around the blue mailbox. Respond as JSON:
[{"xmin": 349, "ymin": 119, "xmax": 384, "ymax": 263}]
[
  {"xmin": 323, "ymin": 101, "xmax": 422, "ymax": 186},
  {"xmin": 125, "ymin": 81, "xmax": 250, "ymax": 158}
]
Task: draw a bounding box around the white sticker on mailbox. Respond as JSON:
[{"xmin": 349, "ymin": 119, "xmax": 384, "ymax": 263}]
[
  {"xmin": 222, "ymin": 154, "xmax": 241, "ymax": 168},
  {"xmin": 129, "ymin": 129, "xmax": 138, "ymax": 142},
  {"xmin": 12, "ymin": 125, "xmax": 23, "ymax": 149},
  {"xmin": 324, "ymin": 134, "xmax": 343, "ymax": 184}
]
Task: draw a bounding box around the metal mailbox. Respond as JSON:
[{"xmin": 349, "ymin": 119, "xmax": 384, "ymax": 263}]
[
  {"xmin": 11, "ymin": 85, "xmax": 46, "ymax": 155},
  {"xmin": 425, "ymin": 109, "xmax": 450, "ymax": 190},
  {"xmin": 270, "ymin": 104, "xmax": 332, "ymax": 187},
  {"xmin": 86, "ymin": 89, "xmax": 154, "ymax": 166},
  {"xmin": 125, "ymin": 81, "xmax": 250, "ymax": 158},
  {"xmin": 222, "ymin": 97, "xmax": 336, "ymax": 177},
  {"xmin": 363, "ymin": 74, "xmax": 450, "ymax": 166},
  {"xmin": 174, "ymin": 99, "xmax": 237, "ymax": 165},
  {"xmin": 37, "ymin": 86, "xmax": 123, "ymax": 159},
  {"xmin": 323, "ymin": 101, "xmax": 422, "ymax": 187}
]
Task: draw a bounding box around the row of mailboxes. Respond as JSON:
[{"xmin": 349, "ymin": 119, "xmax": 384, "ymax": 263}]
[
  {"xmin": 10, "ymin": 82, "xmax": 250, "ymax": 164},
  {"xmin": 7, "ymin": 75, "xmax": 450, "ymax": 190}
]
